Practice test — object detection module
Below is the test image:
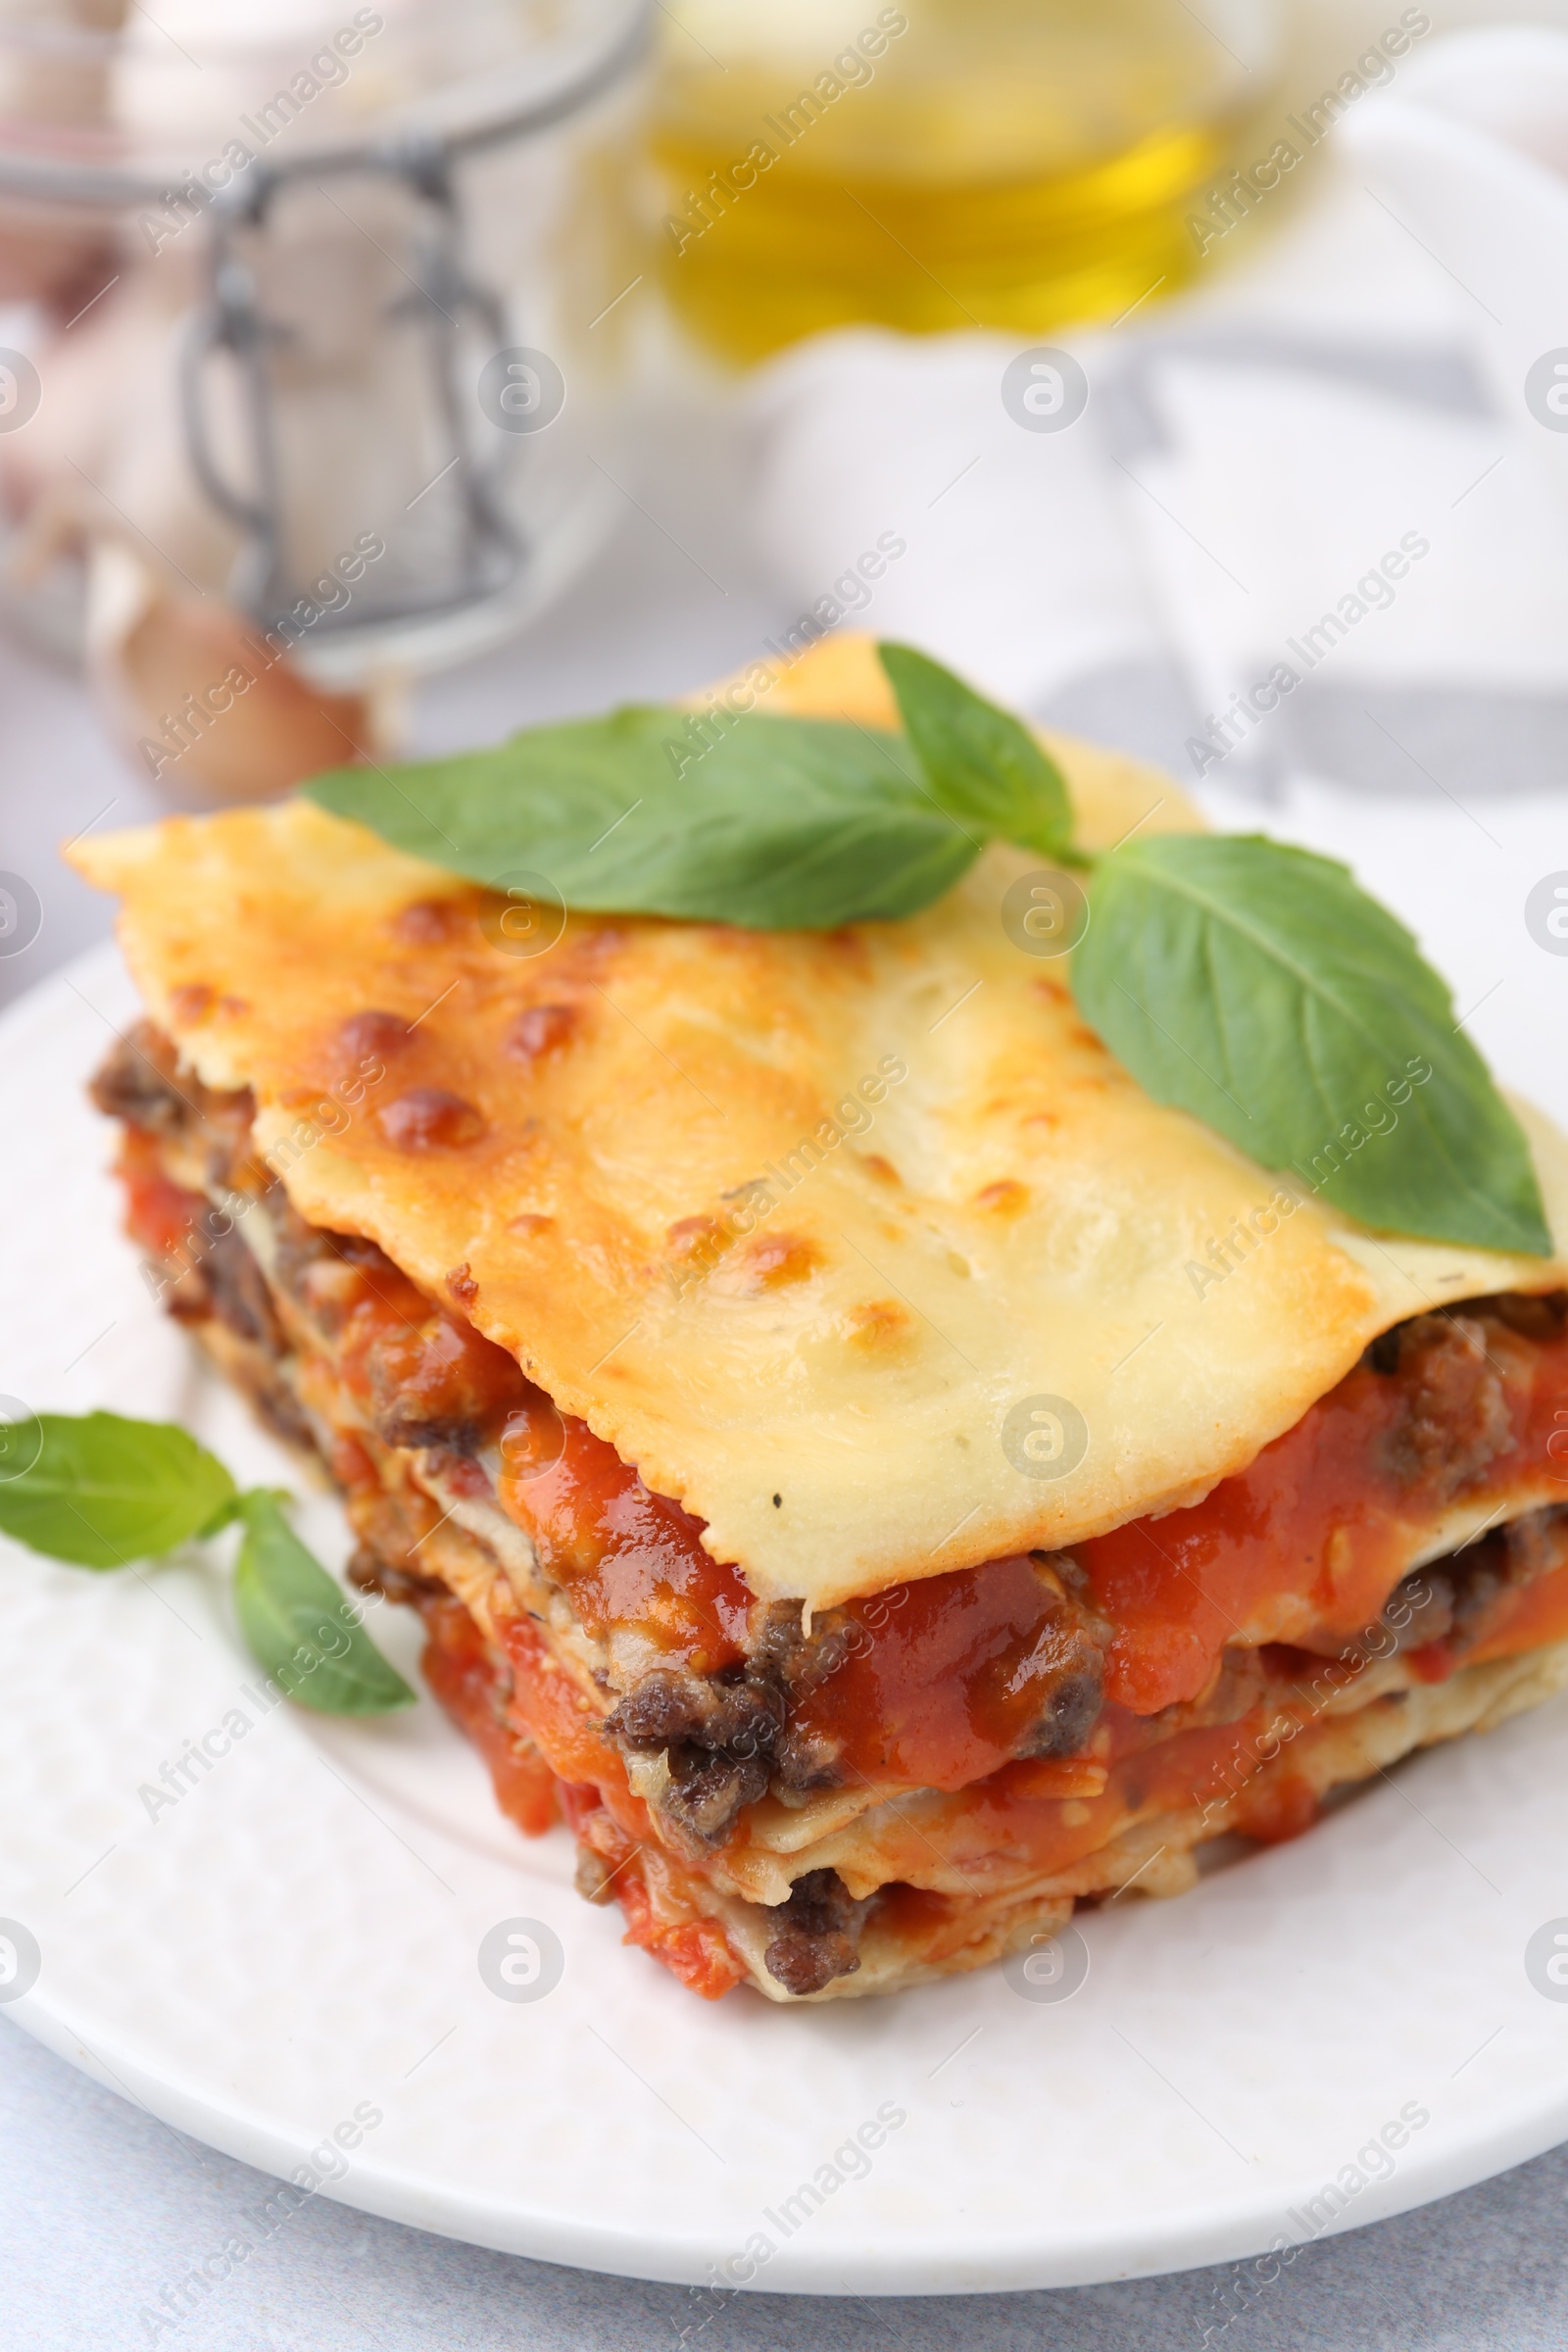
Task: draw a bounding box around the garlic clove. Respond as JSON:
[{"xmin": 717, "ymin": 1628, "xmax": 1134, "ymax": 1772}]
[{"xmin": 87, "ymin": 541, "xmax": 387, "ymax": 806}]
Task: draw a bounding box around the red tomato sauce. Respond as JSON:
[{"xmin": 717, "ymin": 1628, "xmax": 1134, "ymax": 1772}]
[
  {"xmin": 117, "ymin": 1128, "xmax": 210, "ymax": 1261},
  {"xmin": 785, "ymin": 1555, "xmax": 1094, "ymax": 1792},
  {"xmin": 497, "ymin": 1396, "xmax": 752, "ymax": 1676},
  {"xmin": 326, "ymin": 1259, "xmax": 526, "ymax": 1441},
  {"xmin": 492, "ymin": 1310, "xmax": 1568, "ymax": 1786},
  {"xmin": 417, "ymin": 1481, "xmax": 1568, "ymax": 2001},
  {"xmin": 416, "ymin": 1593, "xmax": 560, "ymax": 1836},
  {"xmin": 1079, "ymin": 1331, "xmax": 1568, "ymax": 1715}
]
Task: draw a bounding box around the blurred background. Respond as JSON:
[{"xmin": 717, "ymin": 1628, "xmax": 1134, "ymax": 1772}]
[{"xmin": 5, "ymin": 0, "xmax": 1568, "ymax": 1018}]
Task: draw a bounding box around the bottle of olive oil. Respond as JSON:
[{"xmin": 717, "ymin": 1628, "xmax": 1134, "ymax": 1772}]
[{"xmin": 653, "ymin": 0, "xmax": 1281, "ymax": 362}]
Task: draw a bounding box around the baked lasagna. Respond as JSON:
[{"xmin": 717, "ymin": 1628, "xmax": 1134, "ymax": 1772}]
[{"xmin": 73, "ymin": 636, "xmax": 1568, "ymax": 2002}]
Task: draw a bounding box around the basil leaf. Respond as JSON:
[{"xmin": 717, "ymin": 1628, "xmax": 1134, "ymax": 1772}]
[
  {"xmin": 877, "ymin": 641, "xmax": 1080, "ymax": 863},
  {"xmin": 232, "ymin": 1490, "xmax": 415, "ymax": 1715},
  {"xmin": 1072, "ymin": 834, "xmax": 1552, "ymax": 1257},
  {"xmin": 0, "ymin": 1411, "xmax": 238, "ymax": 1569},
  {"xmin": 304, "ymin": 708, "xmax": 976, "ymax": 930}
]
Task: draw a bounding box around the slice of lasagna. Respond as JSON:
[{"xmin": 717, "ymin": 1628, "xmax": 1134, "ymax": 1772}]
[{"xmin": 72, "ymin": 637, "xmax": 1568, "ymax": 2002}]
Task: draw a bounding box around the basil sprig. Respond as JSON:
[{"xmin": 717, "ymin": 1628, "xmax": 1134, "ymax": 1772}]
[
  {"xmin": 877, "ymin": 642, "xmax": 1080, "ymax": 865},
  {"xmin": 308, "ymin": 707, "xmax": 976, "ymax": 930},
  {"xmin": 301, "ymin": 643, "xmax": 1551, "ymax": 1258},
  {"xmin": 1073, "ymin": 837, "xmax": 1551, "ymax": 1257},
  {"xmin": 0, "ymin": 1412, "xmax": 414, "ymax": 1715},
  {"xmin": 233, "ymin": 1490, "xmax": 416, "ymax": 1716},
  {"xmin": 0, "ymin": 1412, "xmax": 238, "ymax": 1567}
]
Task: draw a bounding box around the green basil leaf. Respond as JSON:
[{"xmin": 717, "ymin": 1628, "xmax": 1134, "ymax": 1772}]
[
  {"xmin": 304, "ymin": 708, "xmax": 977, "ymax": 930},
  {"xmin": 0, "ymin": 1411, "xmax": 238, "ymax": 1569},
  {"xmin": 1072, "ymin": 833, "xmax": 1552, "ymax": 1257},
  {"xmin": 232, "ymin": 1490, "xmax": 415, "ymax": 1715},
  {"xmin": 877, "ymin": 641, "xmax": 1080, "ymax": 863}
]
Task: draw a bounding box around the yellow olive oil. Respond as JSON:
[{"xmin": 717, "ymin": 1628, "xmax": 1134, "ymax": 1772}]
[{"xmin": 652, "ymin": 0, "xmax": 1276, "ymax": 361}]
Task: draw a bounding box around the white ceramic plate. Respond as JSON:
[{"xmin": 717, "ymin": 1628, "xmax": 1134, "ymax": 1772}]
[{"xmin": 5, "ymin": 943, "xmax": 1568, "ymax": 2296}]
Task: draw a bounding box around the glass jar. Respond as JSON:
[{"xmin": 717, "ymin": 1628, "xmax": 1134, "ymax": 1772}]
[
  {"xmin": 0, "ymin": 0, "xmax": 651, "ymax": 706},
  {"xmin": 651, "ymin": 0, "xmax": 1282, "ymax": 363}
]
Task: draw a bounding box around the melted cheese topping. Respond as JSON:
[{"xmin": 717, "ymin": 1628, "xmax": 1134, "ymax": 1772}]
[{"xmin": 71, "ymin": 636, "xmax": 1568, "ymax": 1611}]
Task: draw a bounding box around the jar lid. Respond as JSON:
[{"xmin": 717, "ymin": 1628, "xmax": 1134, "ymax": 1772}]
[{"xmin": 0, "ymin": 0, "xmax": 650, "ymax": 211}]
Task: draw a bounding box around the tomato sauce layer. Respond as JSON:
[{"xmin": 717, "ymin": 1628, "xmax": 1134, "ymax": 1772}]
[
  {"xmin": 118, "ymin": 1128, "xmax": 210, "ymax": 1261},
  {"xmin": 119, "ymin": 1124, "xmax": 1568, "ymax": 1792},
  {"xmin": 416, "ymin": 1593, "xmax": 559, "ymax": 1836},
  {"xmin": 497, "ymin": 1393, "xmax": 753, "ymax": 1673},
  {"xmin": 318, "ymin": 1252, "xmax": 525, "ymax": 1443},
  {"xmin": 1080, "ymin": 1320, "xmax": 1568, "ymax": 1713},
  {"xmin": 501, "ymin": 1313, "xmax": 1568, "ymax": 1786},
  {"xmin": 482, "ymin": 1306, "xmax": 1568, "ymax": 1780},
  {"xmin": 786, "ymin": 1557, "xmax": 1098, "ymax": 1792}
]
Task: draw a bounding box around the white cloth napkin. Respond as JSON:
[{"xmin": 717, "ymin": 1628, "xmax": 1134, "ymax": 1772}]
[{"xmin": 745, "ymin": 28, "xmax": 1568, "ymax": 806}]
